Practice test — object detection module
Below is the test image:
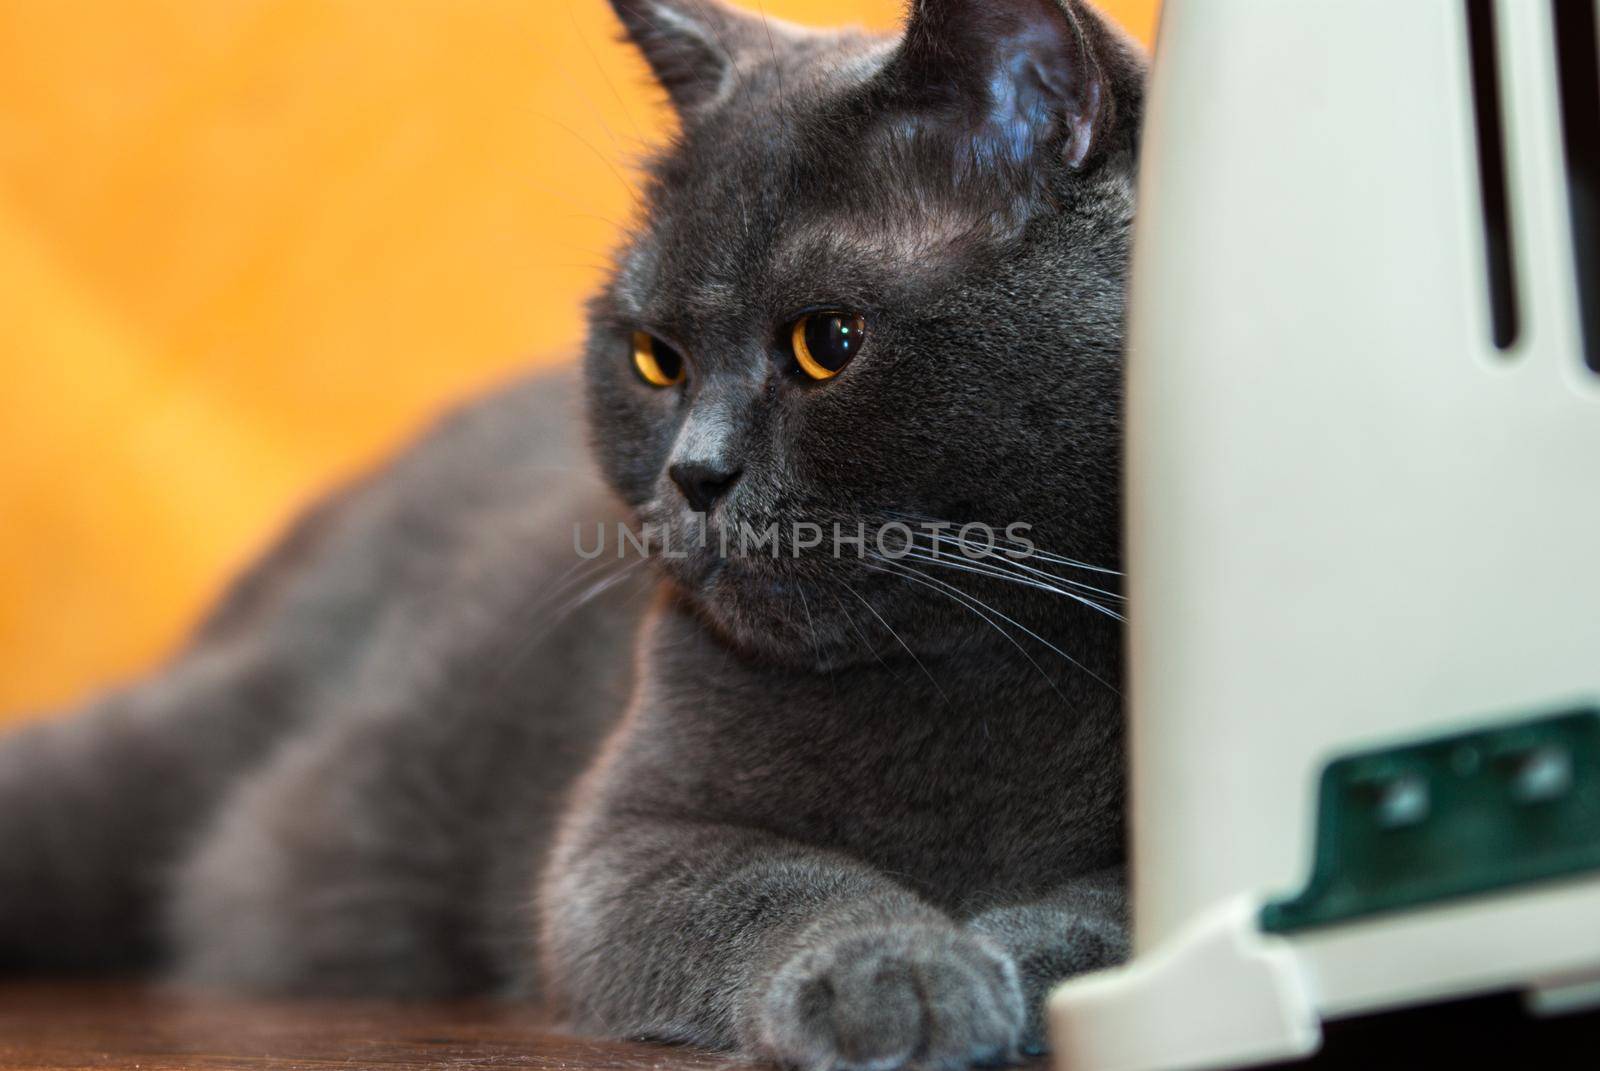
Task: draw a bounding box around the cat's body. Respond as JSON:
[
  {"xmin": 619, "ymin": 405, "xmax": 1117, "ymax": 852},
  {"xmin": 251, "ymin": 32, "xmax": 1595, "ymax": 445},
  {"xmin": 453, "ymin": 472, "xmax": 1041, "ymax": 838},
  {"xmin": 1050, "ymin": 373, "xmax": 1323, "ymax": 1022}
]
[
  {"xmin": 0, "ymin": 373, "xmax": 641, "ymax": 988},
  {"xmin": 0, "ymin": 2, "xmax": 1144, "ymax": 1067}
]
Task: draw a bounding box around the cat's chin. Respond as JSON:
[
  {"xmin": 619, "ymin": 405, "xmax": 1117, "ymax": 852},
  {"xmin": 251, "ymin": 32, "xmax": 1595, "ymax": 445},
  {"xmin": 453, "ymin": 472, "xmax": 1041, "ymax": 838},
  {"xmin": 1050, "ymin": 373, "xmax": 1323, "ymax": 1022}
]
[{"xmin": 663, "ymin": 554, "xmax": 869, "ymax": 672}]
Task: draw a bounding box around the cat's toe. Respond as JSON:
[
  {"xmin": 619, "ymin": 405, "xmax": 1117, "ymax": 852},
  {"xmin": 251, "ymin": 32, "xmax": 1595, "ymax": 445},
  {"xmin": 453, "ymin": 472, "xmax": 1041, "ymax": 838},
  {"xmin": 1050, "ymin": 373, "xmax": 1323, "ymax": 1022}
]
[{"xmin": 756, "ymin": 923, "xmax": 1025, "ymax": 1071}]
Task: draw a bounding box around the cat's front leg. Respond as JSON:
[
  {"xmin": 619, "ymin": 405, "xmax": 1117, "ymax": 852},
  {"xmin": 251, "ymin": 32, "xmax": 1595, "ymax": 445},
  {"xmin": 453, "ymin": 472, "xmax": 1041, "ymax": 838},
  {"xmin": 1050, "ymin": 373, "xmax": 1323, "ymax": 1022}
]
[
  {"xmin": 541, "ymin": 817, "xmax": 1026, "ymax": 1070},
  {"xmin": 964, "ymin": 867, "xmax": 1130, "ymax": 1054}
]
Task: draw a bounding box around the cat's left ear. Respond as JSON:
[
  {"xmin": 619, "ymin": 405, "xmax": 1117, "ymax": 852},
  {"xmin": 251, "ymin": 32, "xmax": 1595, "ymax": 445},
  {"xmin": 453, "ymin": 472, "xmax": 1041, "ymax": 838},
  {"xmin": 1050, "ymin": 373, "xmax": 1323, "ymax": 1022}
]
[
  {"xmin": 609, "ymin": 0, "xmax": 767, "ymax": 115},
  {"xmin": 879, "ymin": 0, "xmax": 1139, "ymax": 170}
]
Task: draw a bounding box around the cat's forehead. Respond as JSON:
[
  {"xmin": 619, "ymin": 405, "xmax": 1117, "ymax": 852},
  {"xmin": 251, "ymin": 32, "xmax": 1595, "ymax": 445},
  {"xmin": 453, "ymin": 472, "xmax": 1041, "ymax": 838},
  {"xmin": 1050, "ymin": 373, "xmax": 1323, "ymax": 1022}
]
[
  {"xmin": 616, "ymin": 67, "xmax": 1033, "ymax": 324},
  {"xmin": 616, "ymin": 176, "xmax": 1007, "ymax": 331}
]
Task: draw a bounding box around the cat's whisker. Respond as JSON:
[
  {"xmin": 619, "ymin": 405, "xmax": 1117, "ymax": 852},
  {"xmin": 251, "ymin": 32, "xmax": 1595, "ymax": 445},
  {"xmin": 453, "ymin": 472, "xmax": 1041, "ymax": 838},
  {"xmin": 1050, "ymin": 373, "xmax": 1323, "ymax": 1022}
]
[
  {"xmin": 496, "ymin": 555, "xmax": 648, "ymax": 683},
  {"xmin": 1001, "ymin": 549, "xmax": 1121, "ymax": 578},
  {"xmin": 842, "ymin": 509, "xmax": 1123, "ymax": 605},
  {"xmin": 860, "ymin": 559, "xmax": 1072, "ymax": 708},
  {"xmin": 524, "ymin": 181, "xmax": 629, "ymax": 229},
  {"xmin": 529, "ymin": 110, "xmax": 641, "ymax": 202},
  {"xmin": 910, "ymin": 531, "xmax": 1126, "ymax": 602},
  {"xmin": 825, "ymin": 586, "xmax": 892, "ymax": 671},
  {"xmin": 836, "ymin": 578, "xmax": 950, "ymax": 707},
  {"xmin": 999, "ymin": 543, "xmax": 1124, "ymax": 578},
  {"xmin": 753, "ymin": 1, "xmax": 794, "ymax": 129},
  {"xmin": 795, "ymin": 583, "xmax": 827, "ymax": 680},
  {"xmin": 989, "ymin": 555, "xmax": 1125, "ymax": 603},
  {"xmin": 569, "ymin": 4, "xmax": 645, "ymax": 141},
  {"xmin": 526, "ymin": 552, "xmax": 631, "ymax": 620},
  {"xmin": 867, "ymin": 554, "xmax": 1122, "ymax": 698},
  {"xmin": 550, "ymin": 557, "xmax": 649, "ymax": 625},
  {"xmin": 876, "ymin": 508, "xmax": 1125, "ymax": 577},
  {"xmin": 887, "ymin": 543, "xmax": 1126, "ymax": 623},
  {"xmin": 494, "ymin": 557, "xmax": 610, "ymax": 665},
  {"xmin": 531, "ymin": 556, "xmax": 648, "ymax": 647},
  {"xmin": 546, "ymin": 52, "xmax": 627, "ymax": 152}
]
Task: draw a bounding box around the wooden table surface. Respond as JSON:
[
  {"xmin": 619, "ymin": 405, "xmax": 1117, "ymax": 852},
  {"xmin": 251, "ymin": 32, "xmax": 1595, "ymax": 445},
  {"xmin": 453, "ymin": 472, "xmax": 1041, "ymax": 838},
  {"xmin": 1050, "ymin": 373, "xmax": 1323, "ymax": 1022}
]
[
  {"xmin": 0, "ymin": 981, "xmax": 738, "ymax": 1071},
  {"xmin": 1, "ymin": 981, "xmax": 1594, "ymax": 1070}
]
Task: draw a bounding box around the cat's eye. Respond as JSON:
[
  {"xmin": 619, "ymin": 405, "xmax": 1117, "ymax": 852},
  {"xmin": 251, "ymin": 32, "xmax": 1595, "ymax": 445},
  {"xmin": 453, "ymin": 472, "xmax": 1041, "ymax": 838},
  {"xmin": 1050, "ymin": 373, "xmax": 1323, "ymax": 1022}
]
[
  {"xmin": 790, "ymin": 311, "xmax": 866, "ymax": 381},
  {"xmin": 632, "ymin": 331, "xmax": 685, "ymax": 388}
]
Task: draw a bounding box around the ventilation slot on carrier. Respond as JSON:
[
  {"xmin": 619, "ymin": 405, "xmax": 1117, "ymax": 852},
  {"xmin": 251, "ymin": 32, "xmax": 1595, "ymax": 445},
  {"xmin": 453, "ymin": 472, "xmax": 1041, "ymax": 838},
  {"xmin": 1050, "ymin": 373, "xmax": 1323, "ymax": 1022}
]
[
  {"xmin": 1553, "ymin": 0, "xmax": 1600, "ymax": 373},
  {"xmin": 1466, "ymin": 0, "xmax": 1520, "ymax": 351}
]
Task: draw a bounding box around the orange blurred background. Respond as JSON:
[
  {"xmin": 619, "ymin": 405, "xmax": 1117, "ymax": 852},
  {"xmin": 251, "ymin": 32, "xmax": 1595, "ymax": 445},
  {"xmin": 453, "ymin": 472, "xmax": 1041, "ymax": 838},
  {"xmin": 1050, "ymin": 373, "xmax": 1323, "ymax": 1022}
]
[{"xmin": 0, "ymin": 0, "xmax": 1157, "ymax": 723}]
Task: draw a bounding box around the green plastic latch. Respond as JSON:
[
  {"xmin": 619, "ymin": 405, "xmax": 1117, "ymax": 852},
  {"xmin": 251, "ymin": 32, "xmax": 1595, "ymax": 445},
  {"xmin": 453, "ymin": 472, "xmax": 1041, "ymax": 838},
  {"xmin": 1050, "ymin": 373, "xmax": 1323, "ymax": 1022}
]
[{"xmin": 1261, "ymin": 705, "xmax": 1600, "ymax": 934}]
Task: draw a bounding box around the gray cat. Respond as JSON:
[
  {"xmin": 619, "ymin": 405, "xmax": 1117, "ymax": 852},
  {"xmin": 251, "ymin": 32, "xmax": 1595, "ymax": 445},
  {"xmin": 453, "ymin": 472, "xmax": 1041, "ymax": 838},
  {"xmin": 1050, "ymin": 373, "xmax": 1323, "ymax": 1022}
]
[{"xmin": 0, "ymin": 1, "xmax": 1144, "ymax": 1067}]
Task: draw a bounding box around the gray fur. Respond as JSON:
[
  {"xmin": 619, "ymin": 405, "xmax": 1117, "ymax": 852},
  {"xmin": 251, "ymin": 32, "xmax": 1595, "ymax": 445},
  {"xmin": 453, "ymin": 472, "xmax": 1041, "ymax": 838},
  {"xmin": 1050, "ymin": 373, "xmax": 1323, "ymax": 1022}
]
[{"xmin": 0, "ymin": 1, "xmax": 1143, "ymax": 1066}]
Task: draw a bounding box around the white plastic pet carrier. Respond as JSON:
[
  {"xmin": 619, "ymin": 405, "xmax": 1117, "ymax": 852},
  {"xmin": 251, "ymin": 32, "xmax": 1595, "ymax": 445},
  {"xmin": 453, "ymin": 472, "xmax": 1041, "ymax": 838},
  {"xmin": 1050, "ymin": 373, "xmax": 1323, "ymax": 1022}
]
[{"xmin": 1049, "ymin": 1, "xmax": 1600, "ymax": 1068}]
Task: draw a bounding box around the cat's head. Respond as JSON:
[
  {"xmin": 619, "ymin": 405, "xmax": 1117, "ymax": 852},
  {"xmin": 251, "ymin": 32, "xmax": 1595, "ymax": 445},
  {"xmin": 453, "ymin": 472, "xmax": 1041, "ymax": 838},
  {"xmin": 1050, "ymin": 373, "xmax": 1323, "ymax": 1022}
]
[{"xmin": 584, "ymin": 0, "xmax": 1143, "ymax": 671}]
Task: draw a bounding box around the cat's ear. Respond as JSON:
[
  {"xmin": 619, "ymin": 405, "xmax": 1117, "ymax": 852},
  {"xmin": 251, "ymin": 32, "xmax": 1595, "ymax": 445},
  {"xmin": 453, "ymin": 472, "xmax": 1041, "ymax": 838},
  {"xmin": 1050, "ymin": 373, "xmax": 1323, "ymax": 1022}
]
[
  {"xmin": 881, "ymin": 0, "xmax": 1133, "ymax": 170},
  {"xmin": 609, "ymin": 0, "xmax": 763, "ymax": 115}
]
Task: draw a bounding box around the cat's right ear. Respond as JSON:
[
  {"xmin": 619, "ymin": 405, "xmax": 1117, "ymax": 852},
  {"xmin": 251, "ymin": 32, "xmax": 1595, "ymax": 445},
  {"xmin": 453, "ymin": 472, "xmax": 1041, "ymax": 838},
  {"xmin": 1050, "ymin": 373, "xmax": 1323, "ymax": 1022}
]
[
  {"xmin": 877, "ymin": 0, "xmax": 1142, "ymax": 171},
  {"xmin": 609, "ymin": 0, "xmax": 763, "ymax": 115}
]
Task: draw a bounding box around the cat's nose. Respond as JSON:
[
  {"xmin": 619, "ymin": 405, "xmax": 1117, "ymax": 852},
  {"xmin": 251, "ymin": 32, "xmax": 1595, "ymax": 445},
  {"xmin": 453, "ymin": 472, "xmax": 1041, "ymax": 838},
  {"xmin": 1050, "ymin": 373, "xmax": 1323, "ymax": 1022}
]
[{"xmin": 669, "ymin": 461, "xmax": 742, "ymax": 514}]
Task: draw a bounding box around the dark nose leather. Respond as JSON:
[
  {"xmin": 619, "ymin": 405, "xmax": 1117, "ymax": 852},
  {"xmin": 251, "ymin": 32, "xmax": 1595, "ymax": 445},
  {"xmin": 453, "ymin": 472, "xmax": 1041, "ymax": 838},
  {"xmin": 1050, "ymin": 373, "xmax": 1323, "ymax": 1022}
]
[{"xmin": 669, "ymin": 461, "xmax": 742, "ymax": 513}]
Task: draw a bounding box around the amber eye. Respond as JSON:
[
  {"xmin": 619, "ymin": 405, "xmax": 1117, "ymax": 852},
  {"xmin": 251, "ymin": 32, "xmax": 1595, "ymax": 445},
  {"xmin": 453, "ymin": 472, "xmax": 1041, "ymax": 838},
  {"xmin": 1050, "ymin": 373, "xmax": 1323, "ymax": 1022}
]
[
  {"xmin": 790, "ymin": 311, "xmax": 866, "ymax": 381},
  {"xmin": 631, "ymin": 331, "xmax": 685, "ymax": 387}
]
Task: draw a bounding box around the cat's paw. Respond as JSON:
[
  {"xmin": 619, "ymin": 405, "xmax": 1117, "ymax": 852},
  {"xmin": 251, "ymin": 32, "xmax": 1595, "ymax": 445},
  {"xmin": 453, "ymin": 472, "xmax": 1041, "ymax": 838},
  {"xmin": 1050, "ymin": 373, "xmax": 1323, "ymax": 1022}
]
[
  {"xmin": 756, "ymin": 923, "xmax": 1025, "ymax": 1071},
  {"xmin": 965, "ymin": 905, "xmax": 1129, "ymax": 1055}
]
